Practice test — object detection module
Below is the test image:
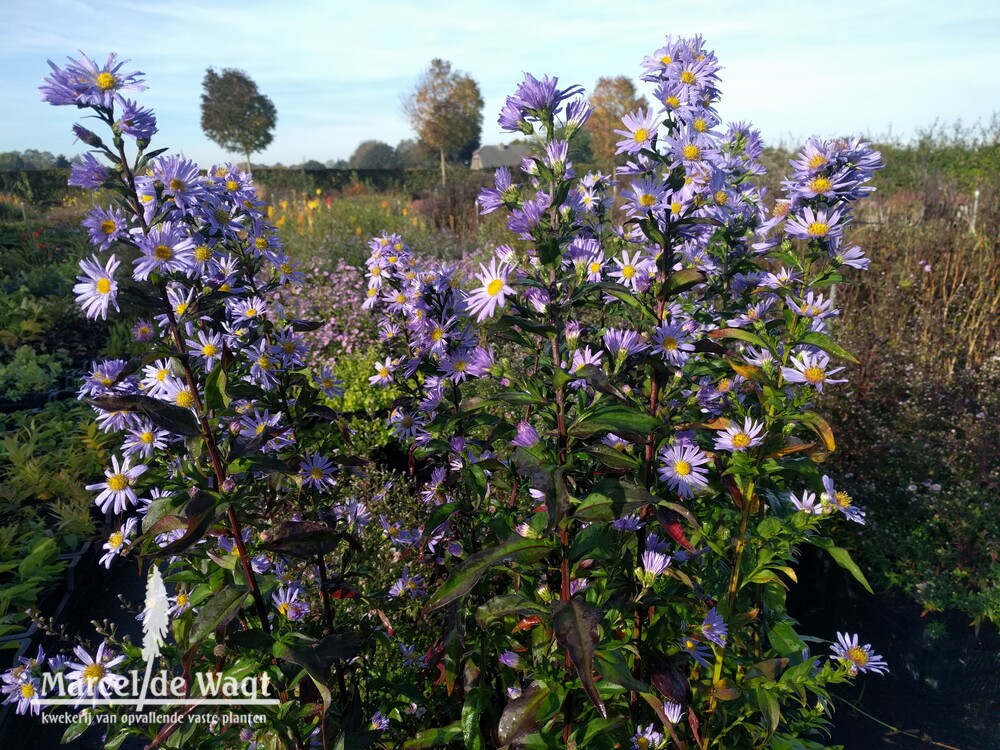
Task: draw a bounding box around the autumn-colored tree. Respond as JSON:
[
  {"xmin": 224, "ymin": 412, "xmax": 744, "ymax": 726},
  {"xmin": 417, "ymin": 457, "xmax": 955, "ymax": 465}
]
[
  {"xmin": 584, "ymin": 76, "xmax": 648, "ymax": 172},
  {"xmin": 200, "ymin": 68, "xmax": 277, "ymax": 170},
  {"xmin": 403, "ymin": 59, "xmax": 483, "ymax": 185}
]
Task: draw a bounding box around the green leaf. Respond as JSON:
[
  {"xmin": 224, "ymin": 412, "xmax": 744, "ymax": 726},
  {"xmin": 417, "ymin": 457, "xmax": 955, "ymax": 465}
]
[
  {"xmin": 61, "ymin": 711, "xmax": 93, "ymax": 743},
  {"xmin": 272, "ymin": 640, "xmax": 333, "ymax": 714},
  {"xmin": 552, "ymin": 599, "xmax": 607, "ymax": 718},
  {"xmin": 568, "ymin": 404, "xmax": 661, "ymax": 441},
  {"xmin": 402, "ymin": 723, "xmax": 463, "ymax": 749},
  {"xmin": 490, "ymin": 391, "xmax": 545, "ymax": 407},
  {"xmin": 657, "ymin": 268, "xmax": 707, "ymax": 300},
  {"xmin": 188, "ymin": 587, "xmax": 248, "ymax": 648},
  {"xmin": 575, "ymin": 479, "xmax": 655, "ymax": 523},
  {"xmin": 708, "ymin": 327, "xmax": 769, "ymax": 349},
  {"xmin": 497, "ymin": 681, "xmax": 559, "ymax": 748},
  {"xmin": 577, "ymin": 443, "xmax": 639, "ymax": 470},
  {"xmin": 260, "ymin": 520, "xmax": 359, "ymax": 558},
  {"xmin": 798, "ymin": 331, "xmax": 859, "ymax": 364},
  {"xmin": 794, "ymin": 411, "xmax": 836, "ymax": 454},
  {"xmin": 595, "ymin": 650, "xmax": 650, "ymax": 693},
  {"xmin": 87, "ymin": 394, "xmax": 201, "ymax": 437},
  {"xmin": 146, "ymin": 490, "xmax": 217, "ymax": 558},
  {"xmin": 805, "ymin": 537, "xmax": 873, "ymax": 594},
  {"xmin": 767, "ymin": 621, "xmax": 807, "ymax": 657},
  {"xmin": 204, "ymin": 363, "xmax": 231, "ymax": 411},
  {"xmin": 568, "ymin": 364, "xmax": 629, "ymax": 401},
  {"xmin": 462, "ymin": 687, "xmax": 489, "ymax": 750},
  {"xmin": 475, "ymin": 594, "xmax": 549, "ymax": 629},
  {"xmin": 423, "ymin": 537, "xmax": 554, "ymax": 613}
]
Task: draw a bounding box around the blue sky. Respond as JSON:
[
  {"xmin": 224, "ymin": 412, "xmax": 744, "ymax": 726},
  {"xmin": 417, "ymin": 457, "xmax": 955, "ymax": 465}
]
[{"xmin": 4, "ymin": 0, "xmax": 1000, "ymax": 166}]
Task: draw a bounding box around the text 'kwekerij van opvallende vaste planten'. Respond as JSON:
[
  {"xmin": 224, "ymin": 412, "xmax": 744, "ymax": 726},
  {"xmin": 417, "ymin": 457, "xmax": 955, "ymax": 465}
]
[{"xmin": 3, "ymin": 36, "xmax": 890, "ymax": 750}]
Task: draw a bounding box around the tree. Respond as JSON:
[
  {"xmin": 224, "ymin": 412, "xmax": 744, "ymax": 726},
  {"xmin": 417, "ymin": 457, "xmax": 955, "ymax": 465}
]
[
  {"xmin": 200, "ymin": 68, "xmax": 277, "ymax": 170},
  {"xmin": 403, "ymin": 59, "xmax": 483, "ymax": 185},
  {"xmin": 348, "ymin": 140, "xmax": 400, "ymax": 170},
  {"xmin": 584, "ymin": 76, "xmax": 648, "ymax": 172}
]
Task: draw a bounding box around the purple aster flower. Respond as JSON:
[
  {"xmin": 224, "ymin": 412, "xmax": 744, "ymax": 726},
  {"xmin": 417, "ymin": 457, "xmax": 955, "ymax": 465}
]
[
  {"xmin": 830, "ymin": 632, "xmax": 888, "ymax": 676},
  {"xmin": 781, "ymin": 350, "xmax": 847, "ymax": 392},
  {"xmin": 701, "ymin": 607, "xmax": 728, "ymax": 647},
  {"xmin": 610, "ymin": 249, "xmax": 653, "ymax": 292},
  {"xmin": 86, "ymin": 455, "xmax": 147, "ymax": 514},
  {"xmin": 507, "ymin": 192, "xmax": 551, "ymax": 240},
  {"xmin": 389, "ymin": 566, "xmax": 426, "ymax": 599},
  {"xmin": 681, "ymin": 636, "xmax": 712, "ymax": 668},
  {"xmin": 499, "ymin": 651, "xmax": 521, "ymax": 668},
  {"xmin": 68, "ymin": 152, "xmax": 109, "ymax": 188},
  {"xmin": 658, "ymin": 443, "xmax": 710, "ymax": 498},
  {"xmin": 615, "ymin": 108, "xmax": 660, "ymax": 155},
  {"xmin": 785, "ymin": 290, "xmax": 836, "ymax": 319},
  {"xmin": 830, "ymin": 243, "xmax": 869, "ymax": 270},
  {"xmin": 465, "ymin": 258, "xmax": 515, "ymax": 322},
  {"xmin": 73, "ymin": 253, "xmax": 120, "ymax": 320},
  {"xmin": 41, "ymin": 51, "xmax": 145, "ymax": 108},
  {"xmin": 133, "ymin": 222, "xmax": 196, "ymax": 280},
  {"xmin": 300, "ymin": 453, "xmax": 337, "ymax": 491},
  {"xmin": 153, "ymin": 155, "xmax": 206, "ymax": 212},
  {"xmin": 131, "ymin": 319, "xmax": 155, "ymax": 343},
  {"xmin": 369, "ymin": 711, "xmax": 389, "ymax": 732},
  {"xmin": 632, "ymin": 723, "xmax": 664, "ymax": 750},
  {"xmin": 121, "ymin": 420, "xmax": 170, "ymax": 460},
  {"xmin": 622, "ymin": 174, "xmax": 668, "ymax": 216},
  {"xmin": 641, "ymin": 550, "xmax": 672, "ymax": 577},
  {"xmin": 65, "ymin": 642, "xmax": 128, "ymax": 707},
  {"xmin": 467, "ymin": 345, "xmax": 495, "ymax": 377},
  {"xmin": 511, "ymin": 421, "xmax": 540, "ymax": 448},
  {"xmin": 785, "ymin": 206, "xmax": 848, "ymax": 242},
  {"xmin": 82, "ymin": 205, "xmax": 129, "ymax": 251},
  {"xmin": 478, "ymin": 166, "xmax": 518, "ymax": 215},
  {"xmin": 664, "ymin": 700, "xmax": 683, "ymax": 724},
  {"xmin": 714, "ymin": 416, "xmax": 765, "ymax": 452},
  {"xmin": 821, "ymin": 475, "xmax": 866, "ymax": 525},
  {"xmin": 115, "ymin": 98, "xmax": 157, "ymax": 140},
  {"xmin": 790, "ymin": 489, "xmax": 825, "ymax": 515},
  {"xmin": 273, "ymin": 586, "xmax": 310, "ymax": 621},
  {"xmin": 612, "ymin": 514, "xmax": 643, "ymax": 532},
  {"xmin": 313, "ymin": 366, "xmax": 345, "ymax": 398},
  {"xmin": 185, "ymin": 329, "xmax": 224, "ymax": 369},
  {"xmin": 99, "ymin": 517, "xmax": 138, "ymax": 568},
  {"xmin": 652, "ymin": 321, "xmax": 694, "ymax": 366}
]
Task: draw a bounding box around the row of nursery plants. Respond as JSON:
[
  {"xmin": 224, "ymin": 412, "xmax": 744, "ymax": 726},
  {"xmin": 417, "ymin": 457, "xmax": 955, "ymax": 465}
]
[{"xmin": 3, "ymin": 38, "xmax": 891, "ymax": 750}]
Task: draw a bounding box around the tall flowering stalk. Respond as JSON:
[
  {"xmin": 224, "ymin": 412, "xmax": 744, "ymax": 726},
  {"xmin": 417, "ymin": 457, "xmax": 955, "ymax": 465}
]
[{"xmin": 364, "ymin": 35, "xmax": 886, "ymax": 749}]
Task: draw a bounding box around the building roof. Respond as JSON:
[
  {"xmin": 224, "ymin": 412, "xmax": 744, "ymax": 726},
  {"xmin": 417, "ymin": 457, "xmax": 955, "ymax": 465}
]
[{"xmin": 471, "ymin": 143, "xmax": 531, "ymax": 170}]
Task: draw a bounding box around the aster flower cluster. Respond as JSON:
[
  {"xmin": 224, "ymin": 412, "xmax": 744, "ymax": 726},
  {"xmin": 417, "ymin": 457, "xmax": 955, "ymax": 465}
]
[{"xmin": 360, "ymin": 32, "xmax": 887, "ymax": 748}]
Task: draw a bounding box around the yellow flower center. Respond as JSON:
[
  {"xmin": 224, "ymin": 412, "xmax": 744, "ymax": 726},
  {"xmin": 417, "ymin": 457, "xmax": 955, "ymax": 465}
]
[
  {"xmin": 109, "ymin": 531, "xmax": 125, "ymax": 549},
  {"xmin": 809, "ymin": 176, "xmax": 832, "ymax": 194},
  {"xmin": 107, "ymin": 474, "xmax": 128, "ymax": 492},
  {"xmin": 431, "ymin": 328, "xmax": 444, "ymax": 342},
  {"xmin": 83, "ymin": 662, "xmax": 106, "ymax": 686},
  {"xmin": 310, "ymin": 467, "xmax": 325, "ymax": 480},
  {"xmin": 486, "ymin": 279, "xmax": 505, "ymax": 297},
  {"xmin": 680, "ymin": 70, "xmax": 696, "ymax": 84},
  {"xmin": 100, "ymin": 219, "xmax": 116, "ymax": 235},
  {"xmin": 660, "ymin": 54, "xmax": 672, "ymax": 65},
  {"xmin": 277, "ymin": 602, "xmax": 291, "ymax": 617},
  {"xmin": 622, "ymin": 265, "xmax": 636, "ymax": 279},
  {"xmin": 846, "ymin": 646, "xmax": 868, "ymax": 667},
  {"xmin": 140, "ymin": 431, "xmax": 154, "ymax": 444},
  {"xmin": 156, "ymin": 368, "xmax": 169, "ymax": 381},
  {"xmin": 835, "ymin": 490, "xmax": 853, "ymax": 509},
  {"xmin": 808, "ymin": 154, "xmax": 827, "ymax": 169},
  {"xmin": 195, "ymin": 245, "xmax": 211, "ymax": 262},
  {"xmin": 225, "ymin": 179, "xmax": 239, "ymax": 191},
  {"xmin": 96, "ymin": 278, "xmax": 112, "ymax": 294},
  {"xmin": 153, "ymin": 244, "xmax": 173, "ymax": 260},
  {"xmin": 96, "ymin": 72, "xmax": 117, "ymax": 90},
  {"xmin": 202, "ymin": 343, "xmax": 218, "ymax": 357},
  {"xmin": 280, "ymin": 262, "xmax": 292, "ymax": 274},
  {"xmin": 732, "ymin": 432, "xmax": 751, "ymax": 448},
  {"xmin": 588, "ymin": 262, "xmax": 601, "ymax": 274},
  {"xmin": 639, "ymin": 193, "xmax": 656, "ymax": 207},
  {"xmin": 714, "ymin": 190, "xmax": 728, "ymax": 205},
  {"xmin": 637, "ymin": 738, "xmax": 649, "ymax": 750},
  {"xmin": 378, "ymin": 367, "xmax": 390, "ymax": 379},
  {"xmin": 807, "ymin": 222, "xmax": 829, "ymax": 237},
  {"xmin": 453, "ymin": 360, "xmax": 467, "ymax": 372},
  {"xmin": 803, "ymin": 366, "xmax": 826, "ymax": 384},
  {"xmin": 674, "ymin": 460, "xmax": 692, "ymax": 476},
  {"xmin": 176, "ymin": 592, "xmax": 189, "ymax": 607},
  {"xmin": 255, "ymin": 237, "xmax": 269, "ymax": 251},
  {"xmin": 671, "ymin": 201, "xmax": 682, "ymax": 214},
  {"xmin": 244, "ymin": 307, "xmax": 258, "ymax": 318},
  {"xmin": 20, "ymin": 682, "xmax": 36, "ymax": 699},
  {"xmin": 694, "ymin": 118, "xmax": 708, "ymax": 132},
  {"xmin": 633, "ymin": 127, "xmax": 649, "ymax": 144},
  {"xmin": 175, "ymin": 389, "xmax": 195, "ymax": 408},
  {"xmin": 169, "ymin": 178, "xmax": 185, "ymax": 193},
  {"xmin": 662, "ymin": 336, "xmax": 678, "ymax": 351},
  {"xmin": 257, "ymin": 355, "xmax": 271, "ymax": 370},
  {"xmin": 665, "ymin": 95, "xmax": 680, "ymax": 109},
  {"xmin": 175, "ymin": 302, "xmax": 189, "ymax": 316},
  {"xmin": 683, "ymin": 144, "xmax": 701, "ymax": 161}
]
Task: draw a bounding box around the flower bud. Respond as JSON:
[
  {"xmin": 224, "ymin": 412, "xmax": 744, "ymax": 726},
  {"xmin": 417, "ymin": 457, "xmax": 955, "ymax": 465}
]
[{"xmin": 72, "ymin": 124, "xmax": 104, "ymax": 148}]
